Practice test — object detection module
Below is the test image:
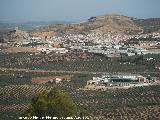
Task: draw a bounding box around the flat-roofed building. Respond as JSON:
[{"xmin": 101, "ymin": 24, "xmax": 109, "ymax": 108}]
[{"xmin": 84, "ymin": 74, "xmax": 154, "ymax": 90}]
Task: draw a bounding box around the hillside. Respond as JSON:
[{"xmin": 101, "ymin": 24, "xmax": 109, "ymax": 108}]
[
  {"xmin": 31, "ymin": 14, "xmax": 143, "ymax": 36},
  {"xmin": 1, "ymin": 14, "xmax": 160, "ymax": 42},
  {"xmin": 134, "ymin": 18, "xmax": 160, "ymax": 33},
  {"xmin": 88, "ymin": 14, "xmax": 143, "ymax": 34}
]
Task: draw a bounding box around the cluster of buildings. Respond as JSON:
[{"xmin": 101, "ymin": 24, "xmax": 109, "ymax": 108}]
[
  {"xmin": 84, "ymin": 74, "xmax": 157, "ymax": 90},
  {"xmin": 2, "ymin": 27, "xmax": 160, "ymax": 56},
  {"xmin": 71, "ymin": 44, "xmax": 150, "ymax": 57},
  {"xmin": 131, "ymin": 32, "xmax": 160, "ymax": 39}
]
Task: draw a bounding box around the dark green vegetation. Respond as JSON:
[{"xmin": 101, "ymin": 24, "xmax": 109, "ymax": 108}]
[{"xmin": 24, "ymin": 87, "xmax": 77, "ymax": 118}]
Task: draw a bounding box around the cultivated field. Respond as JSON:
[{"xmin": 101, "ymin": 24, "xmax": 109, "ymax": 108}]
[{"xmin": 0, "ymin": 52, "xmax": 160, "ymax": 119}]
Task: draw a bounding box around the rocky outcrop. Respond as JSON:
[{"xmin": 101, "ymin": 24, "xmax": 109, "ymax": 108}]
[{"xmin": 2, "ymin": 27, "xmax": 29, "ymax": 42}]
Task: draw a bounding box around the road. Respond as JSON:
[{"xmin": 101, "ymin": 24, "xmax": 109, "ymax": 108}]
[{"xmin": 0, "ymin": 67, "xmax": 160, "ymax": 75}]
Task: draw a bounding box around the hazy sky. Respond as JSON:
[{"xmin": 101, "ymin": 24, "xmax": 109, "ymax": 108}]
[{"xmin": 0, "ymin": 0, "xmax": 160, "ymax": 22}]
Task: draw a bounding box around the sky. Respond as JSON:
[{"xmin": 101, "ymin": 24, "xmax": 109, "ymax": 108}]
[{"xmin": 0, "ymin": 0, "xmax": 160, "ymax": 22}]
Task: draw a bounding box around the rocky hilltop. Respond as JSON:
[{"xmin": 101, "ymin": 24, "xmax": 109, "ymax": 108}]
[
  {"xmin": 1, "ymin": 27, "xmax": 29, "ymax": 42},
  {"xmin": 88, "ymin": 14, "xmax": 142, "ymax": 34}
]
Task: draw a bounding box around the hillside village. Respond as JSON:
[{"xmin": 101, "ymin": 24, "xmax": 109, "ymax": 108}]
[
  {"xmin": 0, "ymin": 15, "xmax": 160, "ymax": 75},
  {"xmin": 0, "ymin": 15, "xmax": 160, "ymax": 56},
  {"xmin": 1, "ymin": 26, "xmax": 160, "ymax": 57}
]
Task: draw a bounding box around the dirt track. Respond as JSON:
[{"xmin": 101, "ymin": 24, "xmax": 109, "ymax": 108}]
[
  {"xmin": 0, "ymin": 67, "xmax": 160, "ymax": 75},
  {"xmin": 2, "ymin": 47, "xmax": 38, "ymax": 53}
]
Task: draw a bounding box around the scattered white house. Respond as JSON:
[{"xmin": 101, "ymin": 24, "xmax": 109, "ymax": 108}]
[
  {"xmin": 37, "ymin": 47, "xmax": 68, "ymax": 54},
  {"xmin": 55, "ymin": 78, "xmax": 62, "ymax": 84}
]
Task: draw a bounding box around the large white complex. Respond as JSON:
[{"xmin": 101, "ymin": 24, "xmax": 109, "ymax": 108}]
[{"xmin": 85, "ymin": 74, "xmax": 157, "ymax": 90}]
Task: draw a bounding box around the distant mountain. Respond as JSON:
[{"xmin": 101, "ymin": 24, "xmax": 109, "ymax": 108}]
[{"xmin": 0, "ymin": 21, "xmax": 72, "ymax": 31}]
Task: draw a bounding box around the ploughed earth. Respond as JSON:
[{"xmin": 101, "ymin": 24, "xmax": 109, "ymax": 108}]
[{"xmin": 32, "ymin": 75, "xmax": 73, "ymax": 84}]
